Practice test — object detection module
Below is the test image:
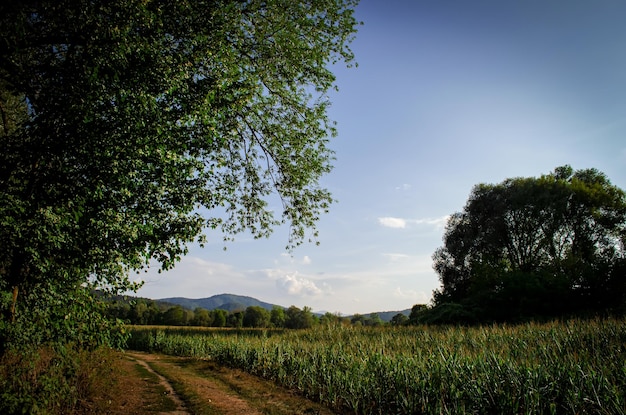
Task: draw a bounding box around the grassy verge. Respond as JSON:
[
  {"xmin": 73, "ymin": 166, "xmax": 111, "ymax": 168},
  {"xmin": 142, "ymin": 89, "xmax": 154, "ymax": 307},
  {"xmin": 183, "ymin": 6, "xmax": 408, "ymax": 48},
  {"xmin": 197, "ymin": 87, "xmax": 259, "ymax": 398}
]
[{"xmin": 0, "ymin": 346, "xmax": 121, "ymax": 414}]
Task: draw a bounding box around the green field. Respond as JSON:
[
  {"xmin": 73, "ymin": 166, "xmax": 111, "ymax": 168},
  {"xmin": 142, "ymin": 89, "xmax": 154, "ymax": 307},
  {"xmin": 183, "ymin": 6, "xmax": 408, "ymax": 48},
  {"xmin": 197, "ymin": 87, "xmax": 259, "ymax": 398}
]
[{"xmin": 128, "ymin": 319, "xmax": 626, "ymax": 414}]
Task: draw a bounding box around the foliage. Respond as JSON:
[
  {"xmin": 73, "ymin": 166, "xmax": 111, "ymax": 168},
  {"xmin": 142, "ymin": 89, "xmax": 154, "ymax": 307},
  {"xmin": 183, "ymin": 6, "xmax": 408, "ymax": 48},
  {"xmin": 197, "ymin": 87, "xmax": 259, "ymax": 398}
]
[
  {"xmin": 0, "ymin": 0, "xmax": 359, "ymax": 347},
  {"xmin": 319, "ymin": 311, "xmax": 349, "ymax": 326},
  {"xmin": 270, "ymin": 305, "xmax": 286, "ymax": 328},
  {"xmin": 350, "ymin": 312, "xmax": 384, "ymax": 326},
  {"xmin": 191, "ymin": 307, "xmax": 211, "ymax": 327},
  {"xmin": 107, "ymin": 298, "xmax": 327, "ymax": 329},
  {"xmin": 284, "ymin": 305, "xmax": 316, "ymax": 329},
  {"xmin": 0, "ymin": 346, "xmax": 121, "ymax": 415},
  {"xmin": 243, "ymin": 305, "xmax": 271, "ymax": 328},
  {"xmin": 213, "ymin": 309, "xmax": 228, "ymax": 328},
  {"xmin": 389, "ymin": 312, "xmax": 408, "ymax": 326},
  {"xmin": 127, "ymin": 318, "xmax": 626, "ymax": 415},
  {"xmin": 0, "ymin": 282, "xmax": 127, "ymax": 353},
  {"xmin": 432, "ymin": 165, "xmax": 626, "ymax": 322},
  {"xmin": 227, "ymin": 310, "xmax": 244, "ymax": 328}
]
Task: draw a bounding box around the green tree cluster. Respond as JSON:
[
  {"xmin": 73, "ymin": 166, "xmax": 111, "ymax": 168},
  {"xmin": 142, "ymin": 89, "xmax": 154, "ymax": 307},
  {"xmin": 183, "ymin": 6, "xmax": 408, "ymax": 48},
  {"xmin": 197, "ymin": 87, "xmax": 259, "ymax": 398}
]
[
  {"xmin": 106, "ymin": 299, "xmax": 328, "ymax": 329},
  {"xmin": 350, "ymin": 312, "xmax": 384, "ymax": 326},
  {"xmin": 430, "ymin": 166, "xmax": 626, "ymax": 323},
  {"xmin": 0, "ymin": 0, "xmax": 359, "ymax": 349}
]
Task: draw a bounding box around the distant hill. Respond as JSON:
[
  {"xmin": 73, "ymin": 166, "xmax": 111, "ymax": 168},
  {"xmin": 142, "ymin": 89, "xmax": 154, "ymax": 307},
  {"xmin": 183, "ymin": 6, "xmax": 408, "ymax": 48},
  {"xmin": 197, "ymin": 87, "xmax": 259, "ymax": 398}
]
[
  {"xmin": 157, "ymin": 293, "xmax": 280, "ymax": 312},
  {"xmin": 157, "ymin": 293, "xmax": 413, "ymax": 321}
]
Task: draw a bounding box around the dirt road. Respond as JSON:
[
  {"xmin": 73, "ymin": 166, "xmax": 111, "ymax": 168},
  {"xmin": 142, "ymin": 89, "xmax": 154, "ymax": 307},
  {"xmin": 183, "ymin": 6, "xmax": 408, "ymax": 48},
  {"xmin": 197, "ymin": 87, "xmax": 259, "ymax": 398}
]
[{"xmin": 99, "ymin": 351, "xmax": 339, "ymax": 415}]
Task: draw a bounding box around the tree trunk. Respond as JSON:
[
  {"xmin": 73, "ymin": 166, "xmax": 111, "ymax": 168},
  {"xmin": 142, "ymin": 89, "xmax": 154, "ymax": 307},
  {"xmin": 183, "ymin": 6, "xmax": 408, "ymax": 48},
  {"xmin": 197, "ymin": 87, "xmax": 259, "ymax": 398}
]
[{"xmin": 10, "ymin": 285, "xmax": 18, "ymax": 323}]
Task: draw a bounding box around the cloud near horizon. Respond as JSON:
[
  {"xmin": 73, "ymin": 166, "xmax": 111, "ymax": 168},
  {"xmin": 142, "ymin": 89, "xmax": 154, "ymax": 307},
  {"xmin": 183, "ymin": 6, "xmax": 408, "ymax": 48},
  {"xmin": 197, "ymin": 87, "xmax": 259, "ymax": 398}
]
[{"xmin": 275, "ymin": 272, "xmax": 324, "ymax": 296}]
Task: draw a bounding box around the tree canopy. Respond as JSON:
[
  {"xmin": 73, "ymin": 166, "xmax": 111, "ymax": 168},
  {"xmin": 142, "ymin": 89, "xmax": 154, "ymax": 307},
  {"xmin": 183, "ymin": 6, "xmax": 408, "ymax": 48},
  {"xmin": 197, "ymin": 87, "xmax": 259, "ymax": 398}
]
[
  {"xmin": 431, "ymin": 166, "xmax": 626, "ymax": 322},
  {"xmin": 0, "ymin": 0, "xmax": 359, "ymax": 347}
]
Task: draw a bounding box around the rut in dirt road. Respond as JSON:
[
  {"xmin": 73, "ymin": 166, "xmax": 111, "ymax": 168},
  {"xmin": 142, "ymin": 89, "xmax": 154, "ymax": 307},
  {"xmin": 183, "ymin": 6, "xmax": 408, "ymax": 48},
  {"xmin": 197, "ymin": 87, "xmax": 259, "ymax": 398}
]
[
  {"xmin": 125, "ymin": 351, "xmax": 336, "ymax": 415},
  {"xmin": 129, "ymin": 355, "xmax": 191, "ymax": 415}
]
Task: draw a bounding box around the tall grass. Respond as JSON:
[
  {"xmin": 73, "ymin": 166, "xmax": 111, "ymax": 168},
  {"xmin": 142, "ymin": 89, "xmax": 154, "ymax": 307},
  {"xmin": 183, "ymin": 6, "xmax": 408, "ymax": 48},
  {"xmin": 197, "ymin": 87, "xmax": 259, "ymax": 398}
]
[{"xmin": 128, "ymin": 319, "xmax": 626, "ymax": 414}]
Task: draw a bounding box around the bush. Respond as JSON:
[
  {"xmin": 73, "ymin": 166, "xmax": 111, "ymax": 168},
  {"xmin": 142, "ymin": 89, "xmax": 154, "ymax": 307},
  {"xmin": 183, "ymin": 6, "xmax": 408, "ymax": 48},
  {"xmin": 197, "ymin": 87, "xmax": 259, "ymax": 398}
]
[
  {"xmin": 416, "ymin": 303, "xmax": 479, "ymax": 325},
  {"xmin": 0, "ymin": 346, "xmax": 119, "ymax": 415}
]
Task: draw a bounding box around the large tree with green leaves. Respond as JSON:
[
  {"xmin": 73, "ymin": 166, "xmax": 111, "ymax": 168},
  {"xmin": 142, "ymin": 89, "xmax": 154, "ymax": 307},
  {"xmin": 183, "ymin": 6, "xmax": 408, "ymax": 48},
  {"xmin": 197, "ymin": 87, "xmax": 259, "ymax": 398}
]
[
  {"xmin": 0, "ymin": 0, "xmax": 359, "ymax": 347},
  {"xmin": 432, "ymin": 166, "xmax": 626, "ymax": 322}
]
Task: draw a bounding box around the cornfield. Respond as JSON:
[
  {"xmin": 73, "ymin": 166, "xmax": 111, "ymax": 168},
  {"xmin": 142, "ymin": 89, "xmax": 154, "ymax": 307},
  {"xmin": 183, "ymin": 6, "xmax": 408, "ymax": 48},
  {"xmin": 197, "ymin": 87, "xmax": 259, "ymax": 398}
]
[{"xmin": 128, "ymin": 319, "xmax": 626, "ymax": 414}]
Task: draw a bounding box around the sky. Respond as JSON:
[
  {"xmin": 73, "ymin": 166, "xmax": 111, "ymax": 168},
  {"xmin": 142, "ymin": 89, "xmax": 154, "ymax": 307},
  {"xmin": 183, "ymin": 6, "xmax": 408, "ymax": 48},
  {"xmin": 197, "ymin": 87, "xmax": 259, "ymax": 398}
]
[{"xmin": 135, "ymin": 0, "xmax": 626, "ymax": 315}]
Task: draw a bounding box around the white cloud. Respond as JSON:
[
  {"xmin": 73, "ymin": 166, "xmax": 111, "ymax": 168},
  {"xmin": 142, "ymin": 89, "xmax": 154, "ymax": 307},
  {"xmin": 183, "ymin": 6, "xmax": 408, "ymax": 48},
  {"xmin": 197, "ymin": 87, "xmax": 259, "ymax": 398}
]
[
  {"xmin": 412, "ymin": 215, "xmax": 450, "ymax": 229},
  {"xmin": 395, "ymin": 183, "xmax": 412, "ymax": 191},
  {"xmin": 302, "ymin": 255, "xmax": 312, "ymax": 265},
  {"xmin": 383, "ymin": 253, "xmax": 410, "ymax": 261},
  {"xmin": 276, "ymin": 272, "xmax": 323, "ymax": 296},
  {"xmin": 378, "ymin": 217, "xmax": 407, "ymax": 228},
  {"xmin": 378, "ymin": 215, "xmax": 449, "ymax": 230}
]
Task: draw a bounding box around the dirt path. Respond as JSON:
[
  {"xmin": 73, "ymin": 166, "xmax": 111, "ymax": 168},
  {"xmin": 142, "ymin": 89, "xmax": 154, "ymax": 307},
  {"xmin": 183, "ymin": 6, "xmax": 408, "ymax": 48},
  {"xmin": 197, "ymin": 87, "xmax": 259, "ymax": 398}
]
[
  {"xmin": 125, "ymin": 352, "xmax": 261, "ymax": 415},
  {"xmin": 129, "ymin": 355, "xmax": 190, "ymax": 415},
  {"xmin": 116, "ymin": 351, "xmax": 339, "ymax": 415}
]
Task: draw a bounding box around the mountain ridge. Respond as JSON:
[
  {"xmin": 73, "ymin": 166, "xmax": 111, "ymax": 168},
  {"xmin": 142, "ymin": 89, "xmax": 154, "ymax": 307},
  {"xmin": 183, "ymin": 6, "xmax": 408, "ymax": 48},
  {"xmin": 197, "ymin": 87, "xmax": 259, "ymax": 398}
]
[
  {"xmin": 157, "ymin": 293, "xmax": 278, "ymax": 313},
  {"xmin": 157, "ymin": 293, "xmax": 412, "ymax": 322}
]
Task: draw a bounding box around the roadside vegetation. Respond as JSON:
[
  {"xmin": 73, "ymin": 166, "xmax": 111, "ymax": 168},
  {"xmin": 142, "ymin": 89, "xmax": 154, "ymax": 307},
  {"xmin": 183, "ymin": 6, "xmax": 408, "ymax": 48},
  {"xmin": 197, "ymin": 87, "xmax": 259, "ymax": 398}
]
[
  {"xmin": 0, "ymin": 346, "xmax": 125, "ymax": 414},
  {"xmin": 127, "ymin": 318, "xmax": 626, "ymax": 415}
]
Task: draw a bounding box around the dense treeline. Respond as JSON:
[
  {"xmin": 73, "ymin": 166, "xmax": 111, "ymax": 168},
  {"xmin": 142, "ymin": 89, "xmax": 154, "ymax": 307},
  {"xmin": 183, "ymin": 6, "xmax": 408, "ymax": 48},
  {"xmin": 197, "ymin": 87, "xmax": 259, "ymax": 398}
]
[{"xmin": 106, "ymin": 298, "xmax": 402, "ymax": 328}]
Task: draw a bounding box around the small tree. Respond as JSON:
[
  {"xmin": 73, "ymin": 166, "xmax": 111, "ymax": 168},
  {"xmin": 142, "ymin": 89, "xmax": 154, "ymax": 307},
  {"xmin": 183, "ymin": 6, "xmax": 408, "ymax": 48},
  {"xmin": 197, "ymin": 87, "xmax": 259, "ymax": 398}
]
[
  {"xmin": 270, "ymin": 306, "xmax": 286, "ymax": 328},
  {"xmin": 243, "ymin": 306, "xmax": 270, "ymax": 328},
  {"xmin": 320, "ymin": 311, "xmax": 345, "ymax": 325},
  {"xmin": 192, "ymin": 307, "xmax": 212, "ymax": 327},
  {"xmin": 211, "ymin": 309, "xmax": 228, "ymax": 328},
  {"xmin": 284, "ymin": 305, "xmax": 315, "ymax": 329},
  {"xmin": 390, "ymin": 313, "xmax": 408, "ymax": 326},
  {"xmin": 432, "ymin": 166, "xmax": 626, "ymax": 322},
  {"xmin": 227, "ymin": 311, "xmax": 244, "ymax": 328},
  {"xmin": 367, "ymin": 313, "xmax": 384, "ymax": 326},
  {"xmin": 162, "ymin": 306, "xmax": 185, "ymax": 326}
]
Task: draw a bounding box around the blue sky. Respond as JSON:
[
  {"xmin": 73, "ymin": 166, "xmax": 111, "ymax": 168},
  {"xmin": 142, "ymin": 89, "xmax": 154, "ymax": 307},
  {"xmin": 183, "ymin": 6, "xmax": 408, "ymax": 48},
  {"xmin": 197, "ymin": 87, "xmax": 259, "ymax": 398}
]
[{"xmin": 135, "ymin": 0, "xmax": 626, "ymax": 315}]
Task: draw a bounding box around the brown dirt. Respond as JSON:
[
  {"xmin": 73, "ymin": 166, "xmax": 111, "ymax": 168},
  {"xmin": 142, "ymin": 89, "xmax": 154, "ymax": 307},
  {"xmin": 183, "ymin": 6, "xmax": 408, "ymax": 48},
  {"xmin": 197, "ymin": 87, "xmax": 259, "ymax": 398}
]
[
  {"xmin": 74, "ymin": 350, "xmax": 184, "ymax": 414},
  {"xmin": 88, "ymin": 351, "xmax": 340, "ymax": 415},
  {"xmin": 127, "ymin": 351, "xmax": 259, "ymax": 415}
]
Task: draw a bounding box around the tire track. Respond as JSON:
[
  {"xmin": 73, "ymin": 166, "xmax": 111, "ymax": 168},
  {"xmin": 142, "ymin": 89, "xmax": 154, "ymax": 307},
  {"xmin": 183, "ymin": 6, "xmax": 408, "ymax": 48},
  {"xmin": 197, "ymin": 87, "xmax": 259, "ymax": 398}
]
[
  {"xmin": 128, "ymin": 354, "xmax": 190, "ymax": 415},
  {"xmin": 126, "ymin": 351, "xmax": 265, "ymax": 415}
]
